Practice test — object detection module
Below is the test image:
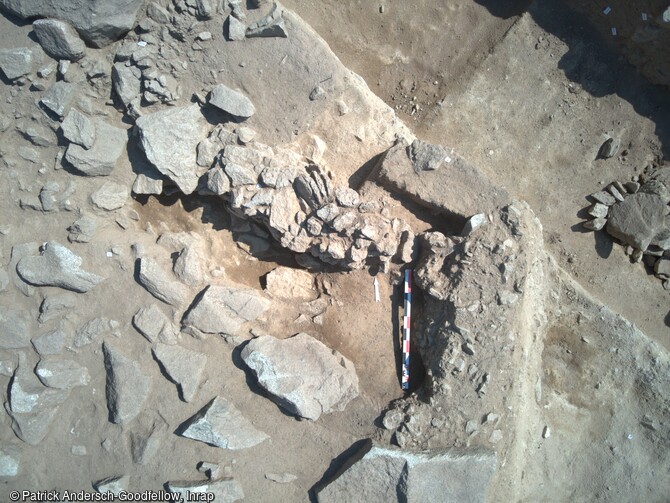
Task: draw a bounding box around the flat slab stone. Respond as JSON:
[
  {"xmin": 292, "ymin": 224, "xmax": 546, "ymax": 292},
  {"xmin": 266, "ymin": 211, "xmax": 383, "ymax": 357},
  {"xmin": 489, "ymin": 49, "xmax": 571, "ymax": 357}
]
[
  {"xmin": 209, "ymin": 84, "xmax": 256, "ymax": 118},
  {"xmin": 374, "ymin": 139, "xmax": 510, "ymax": 219},
  {"xmin": 0, "ymin": 306, "xmax": 31, "ymax": 349},
  {"xmin": 16, "ymin": 241, "xmax": 104, "ymax": 293},
  {"xmin": 182, "ymin": 285, "xmax": 270, "ymax": 335},
  {"xmin": 66, "ymin": 120, "xmax": 126, "ymax": 176},
  {"xmin": 132, "ymin": 304, "xmax": 178, "ymax": 344},
  {"xmin": 152, "ymin": 343, "xmax": 206, "ymax": 402},
  {"xmin": 317, "ymin": 440, "xmax": 497, "ymax": 503},
  {"xmin": 0, "ymin": 47, "xmax": 32, "ymax": 79},
  {"xmin": 35, "ymin": 358, "xmax": 91, "ymax": 389},
  {"xmin": 103, "ymin": 342, "xmax": 151, "ymax": 424},
  {"xmin": 40, "ymin": 81, "xmax": 75, "ymax": 118},
  {"xmin": 138, "ymin": 257, "xmax": 190, "ymax": 307},
  {"xmin": 240, "ymin": 333, "xmax": 359, "ymax": 420},
  {"xmin": 167, "ymin": 478, "xmax": 244, "ymax": 503},
  {"xmin": 178, "ymin": 396, "xmax": 268, "ymax": 449},
  {"xmin": 264, "ymin": 266, "xmax": 317, "ymax": 301},
  {"xmin": 91, "ymin": 181, "xmax": 129, "ymax": 210},
  {"xmin": 135, "ymin": 105, "xmax": 208, "ymax": 195}
]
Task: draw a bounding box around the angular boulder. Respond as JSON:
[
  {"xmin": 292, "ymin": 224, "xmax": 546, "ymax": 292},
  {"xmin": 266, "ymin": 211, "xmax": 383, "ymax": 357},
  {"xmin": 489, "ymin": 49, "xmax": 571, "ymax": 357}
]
[
  {"xmin": 316, "ymin": 440, "xmax": 497, "ymax": 503},
  {"xmin": 152, "ymin": 343, "xmax": 206, "ymax": 402},
  {"xmin": 178, "ymin": 396, "xmax": 268, "ymax": 449},
  {"xmin": 32, "ymin": 19, "xmax": 86, "ymax": 61},
  {"xmin": 606, "ymin": 192, "xmax": 667, "ymax": 251},
  {"xmin": 65, "ymin": 120, "xmax": 126, "ymax": 175},
  {"xmin": 0, "ymin": 47, "xmax": 32, "ymax": 79},
  {"xmin": 209, "ymin": 84, "xmax": 256, "ymax": 118},
  {"xmin": 0, "ymin": 0, "xmax": 145, "ymax": 47},
  {"xmin": 135, "ymin": 105, "xmax": 208, "ymax": 195},
  {"xmin": 241, "ymin": 333, "xmax": 359, "ymax": 420},
  {"xmin": 138, "ymin": 257, "xmax": 190, "ymax": 307},
  {"xmin": 102, "ymin": 342, "xmax": 151, "ymax": 424}
]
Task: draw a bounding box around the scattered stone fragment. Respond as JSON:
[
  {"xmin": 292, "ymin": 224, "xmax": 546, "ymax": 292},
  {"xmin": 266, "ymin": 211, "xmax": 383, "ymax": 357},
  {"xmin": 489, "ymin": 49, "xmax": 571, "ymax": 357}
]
[
  {"xmin": 237, "ymin": 126, "xmax": 256, "ymax": 143},
  {"xmin": 132, "ymin": 173, "xmax": 163, "ymax": 195},
  {"xmin": 198, "ymin": 462, "xmax": 221, "ymax": 479},
  {"xmin": 461, "ymin": 213, "xmax": 487, "ymax": 236},
  {"xmin": 40, "ymin": 81, "xmax": 75, "ymax": 118},
  {"xmin": 23, "ymin": 125, "xmax": 54, "ymax": 147},
  {"xmin": 583, "ymin": 218, "xmax": 606, "ymax": 231},
  {"xmin": 597, "ymin": 137, "xmax": 620, "ymax": 159},
  {"xmin": 18, "ymin": 146, "xmax": 40, "ymax": 163},
  {"xmin": 0, "ymin": 307, "xmax": 31, "ymax": 349},
  {"xmin": 309, "ymin": 85, "xmax": 325, "ymax": 101},
  {"xmin": 132, "ymin": 304, "xmax": 178, "ymax": 344},
  {"xmin": 209, "ymin": 84, "xmax": 256, "ymax": 118},
  {"xmin": 264, "ymin": 267, "xmax": 316, "ymax": 301},
  {"xmin": 91, "ymin": 182, "xmax": 129, "ymax": 211},
  {"xmin": 166, "ymin": 478, "xmax": 244, "ymax": 503},
  {"xmin": 182, "ymin": 285, "xmax": 270, "ymax": 336},
  {"xmin": 147, "ymin": 1, "xmax": 171, "ymax": 24},
  {"xmin": 334, "ymin": 187, "xmax": 360, "ymax": 208},
  {"xmin": 65, "ymin": 120, "xmax": 126, "ymax": 176},
  {"xmin": 0, "ymin": 445, "xmax": 20, "ymax": 477},
  {"xmin": 206, "ymin": 167, "xmax": 231, "ymax": 195},
  {"xmin": 241, "ymin": 333, "xmax": 359, "ymax": 420},
  {"xmin": 38, "ymin": 293, "xmax": 77, "ymax": 323},
  {"xmin": 66, "ymin": 215, "xmax": 97, "ymax": 244},
  {"xmin": 624, "ymin": 181, "xmax": 640, "ymax": 194},
  {"xmin": 316, "ymin": 440, "xmax": 497, "ymax": 503},
  {"xmin": 655, "ymin": 259, "xmax": 670, "ymax": 279},
  {"xmin": 0, "ymin": 47, "xmax": 33, "ymax": 80},
  {"xmin": 74, "ymin": 317, "xmax": 115, "ymax": 347},
  {"xmin": 178, "ymin": 396, "xmax": 269, "ymax": 449},
  {"xmin": 103, "ymin": 342, "xmax": 151, "ymax": 424},
  {"xmin": 35, "ymin": 358, "xmax": 91, "ymax": 389},
  {"xmin": 152, "ymin": 343, "xmax": 207, "ymax": 402},
  {"xmin": 32, "ymin": 329, "xmax": 65, "ymax": 356},
  {"xmin": 606, "ymin": 193, "xmax": 667, "ymax": 250},
  {"xmin": 489, "ymin": 430, "xmax": 503, "ymax": 443},
  {"xmin": 246, "ymin": 2, "xmax": 287, "ymax": 38},
  {"xmin": 130, "ymin": 414, "xmax": 169, "ymax": 464},
  {"xmin": 410, "ymin": 139, "xmax": 451, "ymax": 172},
  {"xmin": 265, "ymin": 473, "xmax": 297, "ymax": 484},
  {"xmin": 590, "ymin": 190, "xmax": 616, "ymax": 206},
  {"xmin": 112, "ymin": 63, "xmax": 141, "ymax": 108},
  {"xmin": 135, "ymin": 105, "xmax": 208, "ymax": 195},
  {"xmin": 61, "ymin": 109, "xmax": 95, "ymax": 149},
  {"xmin": 32, "ymin": 19, "xmax": 86, "ymax": 61},
  {"xmin": 138, "ymin": 257, "xmax": 190, "ymax": 307},
  {"xmin": 542, "ymin": 426, "xmax": 551, "ymax": 439},
  {"xmin": 94, "ymin": 475, "xmax": 130, "ymax": 495},
  {"xmin": 17, "ymin": 241, "xmax": 104, "ymax": 293},
  {"xmin": 608, "ymin": 184, "xmax": 625, "ymax": 202}
]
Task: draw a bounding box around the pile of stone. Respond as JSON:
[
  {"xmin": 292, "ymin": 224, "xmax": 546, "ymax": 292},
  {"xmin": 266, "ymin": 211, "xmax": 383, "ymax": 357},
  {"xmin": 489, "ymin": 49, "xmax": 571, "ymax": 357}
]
[{"xmin": 581, "ymin": 164, "xmax": 670, "ymax": 287}]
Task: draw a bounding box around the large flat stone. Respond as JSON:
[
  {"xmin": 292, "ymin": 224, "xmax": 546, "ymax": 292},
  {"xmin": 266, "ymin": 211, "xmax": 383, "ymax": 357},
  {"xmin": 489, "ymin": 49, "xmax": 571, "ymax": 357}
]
[
  {"xmin": 606, "ymin": 192, "xmax": 667, "ymax": 251},
  {"xmin": 152, "ymin": 343, "xmax": 206, "ymax": 402},
  {"xmin": 135, "ymin": 105, "xmax": 208, "ymax": 195},
  {"xmin": 240, "ymin": 333, "xmax": 359, "ymax": 420},
  {"xmin": 65, "ymin": 120, "xmax": 125, "ymax": 175},
  {"xmin": 317, "ymin": 440, "xmax": 497, "ymax": 503},
  {"xmin": 32, "ymin": 18, "xmax": 86, "ymax": 61},
  {"xmin": 374, "ymin": 139, "xmax": 510, "ymax": 218},
  {"xmin": 103, "ymin": 342, "xmax": 151, "ymax": 424}
]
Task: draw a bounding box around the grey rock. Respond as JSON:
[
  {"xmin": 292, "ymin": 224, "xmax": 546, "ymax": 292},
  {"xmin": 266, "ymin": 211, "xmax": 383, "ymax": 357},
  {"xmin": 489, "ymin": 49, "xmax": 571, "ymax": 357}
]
[
  {"xmin": 597, "ymin": 137, "xmax": 620, "ymax": 159},
  {"xmin": 74, "ymin": 317, "xmax": 114, "ymax": 347},
  {"xmin": 23, "ymin": 125, "xmax": 54, "ymax": 147},
  {"xmin": 103, "ymin": 342, "xmax": 151, "ymax": 424},
  {"xmin": 246, "ymin": 2, "xmax": 287, "ymax": 38},
  {"xmin": 316, "ymin": 440, "xmax": 497, "ymax": 503},
  {"xmin": 135, "ymin": 105, "xmax": 208, "ymax": 195},
  {"xmin": 264, "ymin": 266, "xmax": 316, "ymax": 301},
  {"xmin": 590, "ymin": 190, "xmax": 616, "ymax": 206},
  {"xmin": 17, "ymin": 241, "xmax": 104, "ymax": 293},
  {"xmin": 461, "ymin": 213, "xmax": 487, "ymax": 236},
  {"xmin": 237, "ymin": 127, "xmax": 256, "ymax": 143},
  {"xmin": 138, "ymin": 258, "xmax": 190, "ymax": 307},
  {"xmin": 32, "ymin": 329, "xmax": 65, "ymax": 356},
  {"xmin": 0, "ymin": 47, "xmax": 32, "ymax": 79},
  {"xmin": 196, "ymin": 0, "xmax": 213, "ymax": 18},
  {"xmin": 91, "ymin": 181, "xmax": 129, "ymax": 210},
  {"xmin": 18, "ymin": 146, "xmax": 40, "ymax": 163},
  {"xmin": 224, "ymin": 161, "xmax": 258, "ymax": 186},
  {"xmin": 0, "ymin": 307, "xmax": 31, "ymax": 349},
  {"xmin": 375, "ymin": 139, "xmax": 509, "ymax": 218},
  {"xmin": 35, "ymin": 358, "xmax": 90, "ymax": 389},
  {"xmin": 67, "ymin": 214, "xmax": 97, "ymax": 243},
  {"xmin": 587, "ymin": 203, "xmax": 609, "ymax": 219},
  {"xmin": 130, "ymin": 413, "xmax": 169, "ymax": 464},
  {"xmin": 0, "ymin": 0, "xmax": 146, "ymax": 47},
  {"xmin": 133, "ymin": 304, "xmax": 178, "ymax": 344},
  {"xmin": 206, "ymin": 167, "xmax": 231, "ymax": 195},
  {"xmin": 241, "ymin": 333, "xmax": 359, "ymax": 420},
  {"xmin": 655, "ymin": 258, "xmax": 670, "ymax": 279},
  {"xmin": 94, "ymin": 475, "xmax": 129, "ymax": 495},
  {"xmin": 624, "ymin": 181, "xmax": 640, "ymax": 194},
  {"xmin": 265, "ymin": 473, "xmax": 297, "ymax": 484},
  {"xmin": 146, "ymin": 2, "xmax": 171, "ymax": 24},
  {"xmin": 112, "ymin": 63, "xmax": 141, "ymax": 108},
  {"xmin": 132, "ymin": 173, "xmax": 163, "ymax": 195},
  {"xmin": 65, "ymin": 120, "xmax": 126, "ymax": 176},
  {"xmin": 0, "ymin": 445, "xmax": 20, "ymax": 477},
  {"xmin": 334, "ymin": 187, "xmax": 360, "ymax": 208},
  {"xmin": 411, "ymin": 139, "xmax": 451, "ymax": 172},
  {"xmin": 7, "ymin": 353, "xmax": 69, "ymax": 445},
  {"xmin": 608, "ymin": 184, "xmax": 625, "ymax": 202},
  {"xmin": 32, "ymin": 19, "xmax": 86, "ymax": 61},
  {"xmin": 38, "ymin": 293, "xmax": 77, "ymax": 323},
  {"xmin": 583, "ymin": 218, "xmax": 606, "ymax": 231},
  {"xmin": 61, "ymin": 109, "xmax": 95, "ymax": 149},
  {"xmin": 209, "ymin": 84, "xmax": 255, "ymax": 118},
  {"xmin": 174, "ymin": 246, "xmax": 206, "ymax": 287},
  {"xmin": 182, "ymin": 285, "xmax": 270, "ymax": 335},
  {"xmin": 178, "ymin": 396, "xmax": 268, "ymax": 449},
  {"xmin": 40, "ymin": 81, "xmax": 75, "ymax": 118},
  {"xmin": 152, "ymin": 343, "xmax": 207, "ymax": 402},
  {"xmin": 166, "ymin": 478, "xmax": 244, "ymax": 503},
  {"xmin": 606, "ymin": 193, "xmax": 667, "ymax": 251}
]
